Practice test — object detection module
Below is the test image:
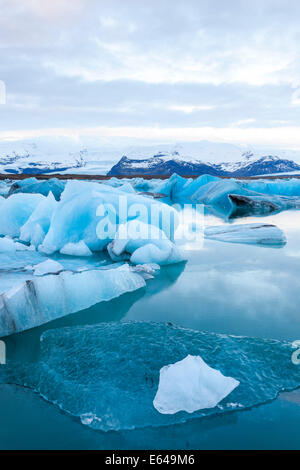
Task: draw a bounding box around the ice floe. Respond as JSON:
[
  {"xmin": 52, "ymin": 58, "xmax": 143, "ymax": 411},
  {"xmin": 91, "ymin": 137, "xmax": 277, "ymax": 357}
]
[
  {"xmin": 60, "ymin": 241, "xmax": 92, "ymax": 257},
  {"xmin": 109, "ymin": 173, "xmax": 300, "ymax": 219},
  {"xmin": 205, "ymin": 223, "xmax": 286, "ymax": 246},
  {"xmin": 2, "ymin": 322, "xmax": 299, "ymax": 431},
  {"xmin": 38, "ymin": 180, "xmax": 178, "ymax": 255},
  {"xmin": 8, "ymin": 177, "xmax": 65, "ymax": 201},
  {"xmin": 153, "ymin": 355, "xmax": 239, "ymax": 414},
  {"xmin": 0, "ymin": 236, "xmax": 35, "ymax": 253},
  {"xmin": 0, "ymin": 265, "xmax": 145, "ymax": 336},
  {"xmin": 107, "ymin": 220, "xmax": 186, "ymax": 266},
  {"xmin": 33, "ymin": 259, "xmax": 64, "ymax": 276},
  {"xmin": 0, "ymin": 193, "xmax": 44, "ymax": 238},
  {"xmin": 19, "ymin": 192, "xmax": 57, "ymax": 247}
]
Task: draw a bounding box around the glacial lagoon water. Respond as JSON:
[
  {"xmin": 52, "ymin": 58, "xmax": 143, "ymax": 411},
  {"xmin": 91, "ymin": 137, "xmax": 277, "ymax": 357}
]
[{"xmin": 0, "ymin": 209, "xmax": 300, "ymax": 449}]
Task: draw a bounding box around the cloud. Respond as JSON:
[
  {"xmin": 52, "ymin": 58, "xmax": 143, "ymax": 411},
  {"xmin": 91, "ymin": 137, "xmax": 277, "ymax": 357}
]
[
  {"xmin": 2, "ymin": 125, "xmax": 300, "ymax": 151},
  {"xmin": 0, "ymin": 0, "xmax": 300, "ymax": 147},
  {"xmin": 167, "ymin": 105, "xmax": 215, "ymax": 113}
]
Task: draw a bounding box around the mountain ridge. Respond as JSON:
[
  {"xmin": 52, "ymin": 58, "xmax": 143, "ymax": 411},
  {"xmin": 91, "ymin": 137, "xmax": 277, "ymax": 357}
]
[
  {"xmin": 1, "ymin": 139, "xmax": 300, "ymax": 177},
  {"xmin": 107, "ymin": 152, "xmax": 300, "ymax": 177}
]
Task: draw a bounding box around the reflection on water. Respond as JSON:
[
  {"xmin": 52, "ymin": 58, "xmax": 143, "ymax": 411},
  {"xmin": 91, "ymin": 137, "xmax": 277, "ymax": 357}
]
[
  {"xmin": 124, "ymin": 210, "xmax": 300, "ymax": 341},
  {"xmin": 4, "ymin": 262, "xmax": 186, "ymax": 363}
]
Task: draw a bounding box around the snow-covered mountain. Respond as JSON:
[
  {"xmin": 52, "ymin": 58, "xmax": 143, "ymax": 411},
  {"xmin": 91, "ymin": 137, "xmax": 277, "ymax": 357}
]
[
  {"xmin": 0, "ymin": 138, "xmax": 87, "ymax": 174},
  {"xmin": 1, "ymin": 138, "xmax": 300, "ymax": 177},
  {"xmin": 107, "ymin": 143, "xmax": 300, "ymax": 177}
]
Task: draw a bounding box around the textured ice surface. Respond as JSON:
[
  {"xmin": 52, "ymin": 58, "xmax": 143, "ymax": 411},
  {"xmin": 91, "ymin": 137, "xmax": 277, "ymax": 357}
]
[
  {"xmin": 131, "ymin": 263, "xmax": 160, "ymax": 279},
  {"xmin": 108, "ymin": 220, "xmax": 186, "ymax": 266},
  {"xmin": 20, "ymin": 192, "xmax": 57, "ymax": 247},
  {"xmin": 8, "ymin": 177, "xmax": 65, "ymax": 201},
  {"xmin": 0, "ymin": 193, "xmax": 44, "ymax": 238},
  {"xmin": 153, "ymin": 355, "xmax": 239, "ymax": 414},
  {"xmin": 140, "ymin": 173, "xmax": 300, "ymax": 218},
  {"xmin": 39, "ymin": 180, "xmax": 178, "ymax": 255},
  {"xmin": 0, "ymin": 237, "xmax": 35, "ymax": 253},
  {"xmin": 0, "ymin": 237, "xmax": 17, "ymax": 252},
  {"xmin": 60, "ymin": 241, "xmax": 92, "ymax": 257},
  {"xmin": 2, "ymin": 322, "xmax": 299, "ymax": 431},
  {"xmin": 205, "ymin": 223, "xmax": 286, "ymax": 246},
  {"xmin": 33, "ymin": 259, "xmax": 64, "ymax": 276},
  {"xmin": 0, "ymin": 265, "xmax": 145, "ymax": 336}
]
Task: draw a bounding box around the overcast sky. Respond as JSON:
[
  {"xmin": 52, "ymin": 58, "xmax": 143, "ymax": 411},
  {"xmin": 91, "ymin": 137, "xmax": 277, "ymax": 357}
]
[{"xmin": 1, "ymin": 0, "xmax": 300, "ymax": 148}]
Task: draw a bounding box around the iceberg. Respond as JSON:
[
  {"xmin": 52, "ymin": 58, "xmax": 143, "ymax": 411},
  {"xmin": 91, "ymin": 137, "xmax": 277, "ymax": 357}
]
[
  {"xmin": 19, "ymin": 192, "xmax": 57, "ymax": 247},
  {"xmin": 205, "ymin": 223, "xmax": 286, "ymax": 246},
  {"xmin": 60, "ymin": 241, "xmax": 92, "ymax": 257},
  {"xmin": 0, "ymin": 237, "xmax": 16, "ymax": 253},
  {"xmin": 39, "ymin": 180, "xmax": 179, "ymax": 256},
  {"xmin": 0, "ymin": 237, "xmax": 34, "ymax": 253},
  {"xmin": 150, "ymin": 173, "xmax": 300, "ymax": 218},
  {"xmin": 33, "ymin": 259, "xmax": 64, "ymax": 276},
  {"xmin": 0, "ymin": 193, "xmax": 44, "ymax": 238},
  {"xmin": 130, "ymin": 243, "xmax": 185, "ymax": 265},
  {"xmin": 131, "ymin": 263, "xmax": 160, "ymax": 279},
  {"xmin": 228, "ymin": 193, "xmax": 300, "ymax": 218},
  {"xmin": 107, "ymin": 220, "xmax": 186, "ymax": 266},
  {"xmin": 8, "ymin": 177, "xmax": 65, "ymax": 201},
  {"xmin": 153, "ymin": 355, "xmax": 239, "ymax": 414},
  {"xmin": 0, "ymin": 265, "xmax": 145, "ymax": 337}
]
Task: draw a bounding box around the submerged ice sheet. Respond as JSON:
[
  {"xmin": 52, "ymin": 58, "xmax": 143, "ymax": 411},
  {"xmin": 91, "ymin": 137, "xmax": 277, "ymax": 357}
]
[
  {"xmin": 2, "ymin": 322, "xmax": 299, "ymax": 431},
  {"xmin": 205, "ymin": 223, "xmax": 286, "ymax": 246},
  {"xmin": 153, "ymin": 355, "xmax": 239, "ymax": 414}
]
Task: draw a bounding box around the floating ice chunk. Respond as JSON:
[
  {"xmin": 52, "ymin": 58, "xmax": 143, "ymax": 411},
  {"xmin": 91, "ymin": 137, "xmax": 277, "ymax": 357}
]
[
  {"xmin": 33, "ymin": 259, "xmax": 64, "ymax": 276},
  {"xmin": 133, "ymin": 263, "xmax": 160, "ymax": 274},
  {"xmin": 175, "ymin": 174, "xmax": 220, "ymax": 200},
  {"xmin": 60, "ymin": 241, "xmax": 92, "ymax": 257},
  {"xmin": 0, "ymin": 193, "xmax": 44, "ymax": 238},
  {"xmin": 0, "ymin": 237, "xmax": 33, "ymax": 253},
  {"xmin": 205, "ymin": 223, "xmax": 286, "ymax": 246},
  {"xmin": 0, "ymin": 265, "xmax": 145, "ymax": 336},
  {"xmin": 167, "ymin": 176, "xmax": 300, "ymax": 218},
  {"xmin": 0, "ymin": 185, "xmax": 9, "ymax": 197},
  {"xmin": 24, "ymin": 265, "xmax": 34, "ymax": 271},
  {"xmin": 39, "ymin": 180, "xmax": 178, "ymax": 255},
  {"xmin": 20, "ymin": 192, "xmax": 57, "ymax": 247},
  {"xmin": 8, "ymin": 177, "xmax": 65, "ymax": 201},
  {"xmin": 154, "ymin": 173, "xmax": 188, "ymax": 198},
  {"xmin": 118, "ymin": 182, "xmax": 136, "ymax": 193},
  {"xmin": 15, "ymin": 242, "xmax": 34, "ymax": 251},
  {"xmin": 108, "ymin": 220, "xmax": 185, "ymax": 266},
  {"xmin": 130, "ymin": 243, "xmax": 184, "ymax": 266},
  {"xmin": 0, "ymin": 237, "xmax": 16, "ymax": 252},
  {"xmin": 131, "ymin": 263, "xmax": 160, "ymax": 279},
  {"xmin": 153, "ymin": 355, "xmax": 239, "ymax": 415}
]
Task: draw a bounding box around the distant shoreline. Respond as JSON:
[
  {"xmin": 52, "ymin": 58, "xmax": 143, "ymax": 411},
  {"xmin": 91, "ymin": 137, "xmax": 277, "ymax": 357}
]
[{"xmin": 1, "ymin": 173, "xmax": 300, "ymax": 181}]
